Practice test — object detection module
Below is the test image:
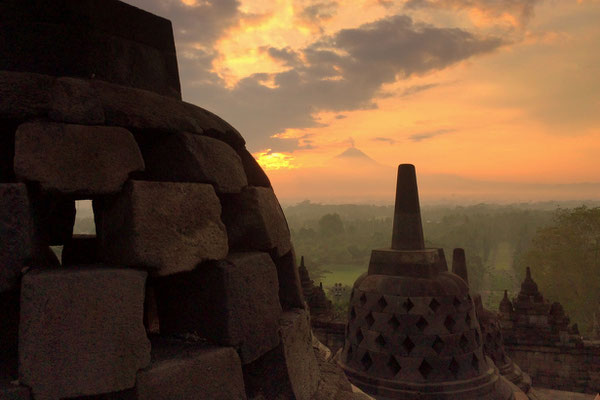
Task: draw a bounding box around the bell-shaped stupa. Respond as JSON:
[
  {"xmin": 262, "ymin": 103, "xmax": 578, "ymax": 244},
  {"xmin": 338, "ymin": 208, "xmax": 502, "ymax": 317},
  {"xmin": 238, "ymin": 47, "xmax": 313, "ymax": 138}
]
[
  {"xmin": 338, "ymin": 164, "xmax": 514, "ymax": 400},
  {"xmin": 451, "ymin": 249, "xmax": 531, "ymax": 394}
]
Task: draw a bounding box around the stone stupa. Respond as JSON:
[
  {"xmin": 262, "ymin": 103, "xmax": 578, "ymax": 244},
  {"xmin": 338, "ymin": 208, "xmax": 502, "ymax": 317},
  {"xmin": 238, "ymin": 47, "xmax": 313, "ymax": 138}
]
[
  {"xmin": 451, "ymin": 248, "xmax": 531, "ymax": 394},
  {"xmin": 0, "ymin": 1, "xmax": 366, "ymax": 399},
  {"xmin": 338, "ymin": 164, "xmax": 514, "ymax": 400}
]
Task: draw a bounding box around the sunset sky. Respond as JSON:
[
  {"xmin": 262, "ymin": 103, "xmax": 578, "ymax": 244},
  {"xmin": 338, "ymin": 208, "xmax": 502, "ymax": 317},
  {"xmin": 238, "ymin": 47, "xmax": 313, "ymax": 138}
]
[{"xmin": 126, "ymin": 0, "xmax": 600, "ymax": 203}]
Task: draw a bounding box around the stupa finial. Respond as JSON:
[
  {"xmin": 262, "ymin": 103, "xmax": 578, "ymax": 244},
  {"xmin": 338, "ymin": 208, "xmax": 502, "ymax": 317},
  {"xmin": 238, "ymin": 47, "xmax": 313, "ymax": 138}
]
[
  {"xmin": 391, "ymin": 164, "xmax": 424, "ymax": 250},
  {"xmin": 452, "ymin": 248, "xmax": 468, "ymax": 284}
]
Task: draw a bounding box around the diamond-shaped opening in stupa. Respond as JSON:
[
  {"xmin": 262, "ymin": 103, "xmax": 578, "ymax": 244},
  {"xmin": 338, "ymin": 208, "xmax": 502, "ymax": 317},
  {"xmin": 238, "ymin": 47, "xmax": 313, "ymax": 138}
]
[
  {"xmin": 387, "ymin": 356, "xmax": 401, "ymax": 377},
  {"xmin": 419, "ymin": 360, "xmax": 433, "ymax": 379},
  {"xmin": 444, "ymin": 315, "xmax": 456, "ymax": 333},
  {"xmin": 459, "ymin": 334, "xmax": 469, "ymax": 352},
  {"xmin": 388, "ymin": 315, "xmax": 400, "ymax": 330},
  {"xmin": 416, "ymin": 316, "xmax": 428, "ymax": 332},
  {"xmin": 429, "ymin": 298, "xmax": 441, "ymax": 312},
  {"xmin": 432, "ymin": 336, "xmax": 444, "ymax": 355},
  {"xmin": 365, "ymin": 312, "xmax": 375, "ymax": 328},
  {"xmin": 361, "ymin": 352, "xmax": 373, "ymax": 371},
  {"xmin": 403, "ymin": 336, "xmax": 415, "ymax": 354},
  {"xmin": 402, "ymin": 298, "xmax": 414, "ymax": 313},
  {"xmin": 449, "ymin": 357, "xmax": 460, "ymax": 378}
]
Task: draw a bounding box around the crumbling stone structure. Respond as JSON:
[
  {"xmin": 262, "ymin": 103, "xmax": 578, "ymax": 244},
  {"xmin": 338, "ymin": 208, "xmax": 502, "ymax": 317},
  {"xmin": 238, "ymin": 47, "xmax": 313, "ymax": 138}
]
[
  {"xmin": 299, "ymin": 257, "xmax": 346, "ymax": 353},
  {"xmin": 299, "ymin": 257, "xmax": 334, "ymax": 319},
  {"xmin": 451, "ymin": 248, "xmax": 532, "ymax": 394},
  {"xmin": 0, "ymin": 1, "xmax": 357, "ymax": 399},
  {"xmin": 338, "ymin": 165, "xmax": 516, "ymax": 400},
  {"xmin": 499, "ymin": 268, "xmax": 580, "ymax": 346},
  {"xmin": 499, "ymin": 269, "xmax": 600, "ymax": 393}
]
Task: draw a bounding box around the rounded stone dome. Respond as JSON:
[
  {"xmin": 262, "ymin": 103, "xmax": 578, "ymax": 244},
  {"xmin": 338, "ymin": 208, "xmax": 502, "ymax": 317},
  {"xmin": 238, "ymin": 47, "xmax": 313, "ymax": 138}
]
[{"xmin": 0, "ymin": 1, "xmax": 322, "ymax": 399}]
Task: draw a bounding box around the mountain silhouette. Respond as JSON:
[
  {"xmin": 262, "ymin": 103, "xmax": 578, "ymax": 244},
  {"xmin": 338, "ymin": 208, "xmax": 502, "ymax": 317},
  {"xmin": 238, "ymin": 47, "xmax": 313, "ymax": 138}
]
[{"xmin": 334, "ymin": 147, "xmax": 379, "ymax": 165}]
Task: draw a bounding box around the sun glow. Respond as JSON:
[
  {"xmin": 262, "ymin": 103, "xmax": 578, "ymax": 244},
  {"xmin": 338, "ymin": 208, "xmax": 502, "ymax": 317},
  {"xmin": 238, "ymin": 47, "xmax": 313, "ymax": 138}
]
[{"xmin": 254, "ymin": 149, "xmax": 298, "ymax": 170}]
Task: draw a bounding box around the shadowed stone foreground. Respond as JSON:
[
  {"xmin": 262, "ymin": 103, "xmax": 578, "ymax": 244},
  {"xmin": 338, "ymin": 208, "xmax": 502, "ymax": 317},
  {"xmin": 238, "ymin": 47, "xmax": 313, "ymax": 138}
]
[{"xmin": 0, "ymin": 1, "xmax": 355, "ymax": 398}]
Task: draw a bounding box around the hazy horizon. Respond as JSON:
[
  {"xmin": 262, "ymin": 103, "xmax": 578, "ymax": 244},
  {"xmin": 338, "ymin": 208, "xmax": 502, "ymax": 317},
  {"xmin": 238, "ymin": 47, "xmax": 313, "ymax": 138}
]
[{"xmin": 269, "ymin": 146, "xmax": 600, "ymax": 204}]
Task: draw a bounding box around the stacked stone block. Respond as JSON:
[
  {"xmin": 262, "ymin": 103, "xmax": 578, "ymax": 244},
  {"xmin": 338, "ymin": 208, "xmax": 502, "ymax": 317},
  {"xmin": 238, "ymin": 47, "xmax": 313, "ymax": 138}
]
[{"xmin": 0, "ymin": 1, "xmax": 317, "ymax": 399}]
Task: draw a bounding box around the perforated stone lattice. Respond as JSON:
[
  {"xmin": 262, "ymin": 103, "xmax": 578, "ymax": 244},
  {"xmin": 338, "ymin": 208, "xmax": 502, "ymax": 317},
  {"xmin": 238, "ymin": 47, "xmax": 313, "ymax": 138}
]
[
  {"xmin": 342, "ymin": 289, "xmax": 486, "ymax": 382},
  {"xmin": 337, "ymin": 165, "xmax": 513, "ymax": 399}
]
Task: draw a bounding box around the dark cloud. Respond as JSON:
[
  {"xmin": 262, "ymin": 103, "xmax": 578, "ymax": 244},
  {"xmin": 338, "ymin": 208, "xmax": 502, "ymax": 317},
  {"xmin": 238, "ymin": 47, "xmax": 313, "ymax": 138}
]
[
  {"xmin": 409, "ymin": 128, "xmax": 455, "ymax": 142},
  {"xmin": 378, "ymin": 0, "xmax": 394, "ymax": 8},
  {"xmin": 186, "ymin": 15, "xmax": 502, "ymax": 151},
  {"xmin": 404, "ymin": 0, "xmax": 543, "ymax": 25},
  {"xmin": 372, "ymin": 137, "xmax": 398, "ymax": 145},
  {"xmin": 300, "ymin": 1, "xmax": 339, "ymax": 22},
  {"xmin": 124, "ymin": 2, "xmax": 502, "ymax": 152},
  {"xmin": 265, "ymin": 47, "xmax": 303, "ymax": 68},
  {"xmin": 400, "ymin": 83, "xmax": 440, "ymax": 96},
  {"xmin": 335, "ymin": 114, "xmax": 347, "ymax": 119}
]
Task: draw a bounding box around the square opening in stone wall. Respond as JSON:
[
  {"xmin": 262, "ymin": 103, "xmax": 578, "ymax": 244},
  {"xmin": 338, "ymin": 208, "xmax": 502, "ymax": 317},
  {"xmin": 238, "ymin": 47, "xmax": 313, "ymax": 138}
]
[
  {"xmin": 74, "ymin": 200, "xmax": 96, "ymax": 235},
  {"xmin": 60, "ymin": 200, "xmax": 99, "ymax": 266}
]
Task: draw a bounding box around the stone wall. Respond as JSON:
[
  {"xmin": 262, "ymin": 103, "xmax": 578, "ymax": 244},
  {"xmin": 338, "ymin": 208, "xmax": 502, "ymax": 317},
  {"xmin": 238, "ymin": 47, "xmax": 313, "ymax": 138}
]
[
  {"xmin": 312, "ymin": 320, "xmax": 346, "ymax": 355},
  {"xmin": 505, "ymin": 342, "xmax": 600, "ymax": 394}
]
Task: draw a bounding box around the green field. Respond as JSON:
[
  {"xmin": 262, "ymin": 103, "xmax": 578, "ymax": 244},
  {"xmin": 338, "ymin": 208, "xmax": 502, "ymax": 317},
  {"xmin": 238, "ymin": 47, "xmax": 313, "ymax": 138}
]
[
  {"xmin": 317, "ymin": 242, "xmax": 522, "ymax": 312},
  {"xmin": 317, "ymin": 263, "xmax": 367, "ymax": 288}
]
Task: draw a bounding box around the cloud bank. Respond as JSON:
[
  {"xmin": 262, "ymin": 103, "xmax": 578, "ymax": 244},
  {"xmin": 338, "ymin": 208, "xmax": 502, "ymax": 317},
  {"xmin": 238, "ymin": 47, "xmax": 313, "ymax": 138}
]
[{"xmin": 124, "ymin": 0, "xmax": 506, "ymax": 151}]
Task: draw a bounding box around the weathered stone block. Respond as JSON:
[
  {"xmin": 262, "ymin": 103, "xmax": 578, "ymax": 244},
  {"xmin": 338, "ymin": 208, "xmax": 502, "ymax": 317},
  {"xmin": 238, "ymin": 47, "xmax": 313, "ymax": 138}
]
[
  {"xmin": 155, "ymin": 252, "xmax": 282, "ymax": 363},
  {"xmin": 19, "ymin": 267, "xmax": 150, "ymax": 400},
  {"xmin": 221, "ymin": 187, "xmax": 292, "ymax": 257},
  {"xmin": 143, "ymin": 285, "xmax": 160, "ymax": 335},
  {"xmin": 14, "ymin": 122, "xmax": 144, "ymax": 196},
  {"xmin": 200, "ymin": 115, "xmax": 246, "ymax": 150},
  {"xmin": 0, "ymin": 120, "xmax": 18, "ymax": 183},
  {"xmin": 0, "ymin": 71, "xmax": 52, "ymax": 120},
  {"xmin": 62, "ymin": 234, "xmax": 99, "ymax": 266},
  {"xmin": 98, "ymin": 181, "xmax": 228, "ymax": 276},
  {"xmin": 135, "ymin": 338, "xmax": 246, "ymax": 400},
  {"xmin": 141, "ymin": 132, "xmax": 247, "ymax": 193},
  {"xmin": 0, "ymin": 184, "xmax": 34, "ymax": 292},
  {"xmin": 0, "ymin": 381, "xmax": 31, "ymax": 400},
  {"xmin": 236, "ymin": 148, "xmax": 271, "ymax": 188},
  {"xmin": 279, "ymin": 310, "xmax": 320, "ymax": 399},
  {"xmin": 32, "ymin": 246, "xmax": 61, "ymax": 269},
  {"xmin": 0, "ymin": 289, "xmax": 20, "ymax": 379},
  {"xmin": 49, "ymin": 77, "xmax": 104, "ymax": 125},
  {"xmin": 243, "ymin": 309, "xmax": 320, "ymax": 400},
  {"xmin": 274, "ymin": 250, "xmax": 306, "ymax": 310},
  {"xmin": 1, "ymin": 0, "xmax": 180, "ymax": 98},
  {"xmin": 92, "ymin": 80, "xmax": 245, "ymax": 148},
  {"xmin": 28, "ymin": 190, "xmax": 75, "ymax": 246}
]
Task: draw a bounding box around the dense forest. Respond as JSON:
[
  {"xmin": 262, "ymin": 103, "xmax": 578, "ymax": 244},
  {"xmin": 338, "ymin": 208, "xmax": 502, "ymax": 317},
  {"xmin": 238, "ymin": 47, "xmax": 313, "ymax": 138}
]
[{"xmin": 286, "ymin": 201, "xmax": 600, "ymax": 335}]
